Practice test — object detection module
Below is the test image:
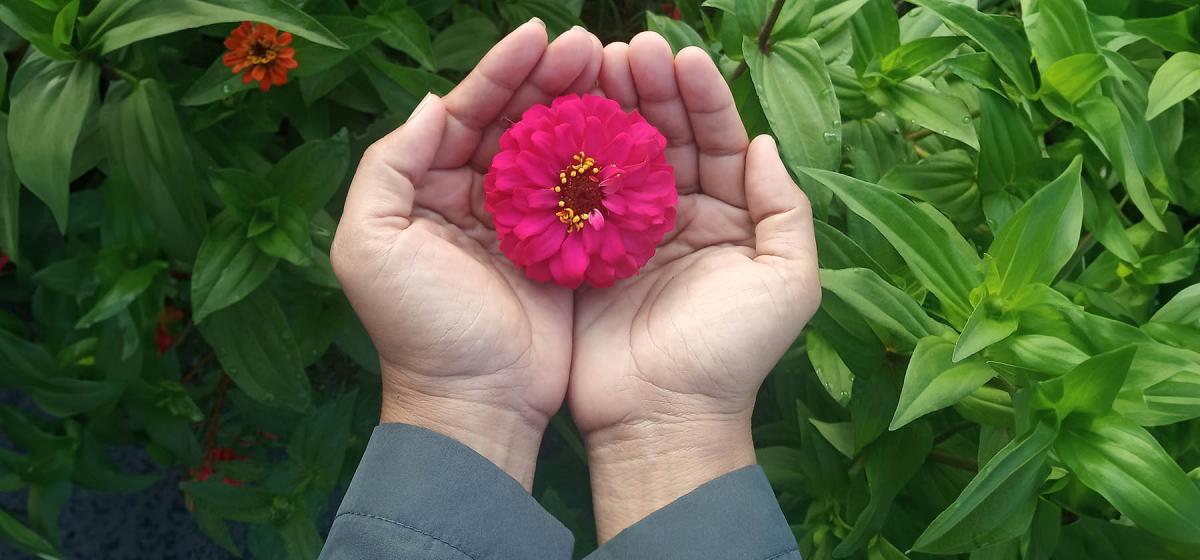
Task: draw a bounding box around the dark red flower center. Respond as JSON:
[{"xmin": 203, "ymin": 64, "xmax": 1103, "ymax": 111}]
[
  {"xmin": 554, "ymin": 151, "xmax": 604, "ymax": 233},
  {"xmin": 246, "ymin": 39, "xmax": 279, "ymax": 65}
]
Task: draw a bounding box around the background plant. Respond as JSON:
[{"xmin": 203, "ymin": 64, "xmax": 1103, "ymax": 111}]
[{"xmin": 0, "ymin": 0, "xmax": 1198, "ymax": 558}]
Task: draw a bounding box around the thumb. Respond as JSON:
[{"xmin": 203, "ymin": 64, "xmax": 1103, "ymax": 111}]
[
  {"xmin": 340, "ymin": 94, "xmax": 447, "ymax": 230},
  {"xmin": 745, "ymin": 135, "xmax": 817, "ymax": 268}
]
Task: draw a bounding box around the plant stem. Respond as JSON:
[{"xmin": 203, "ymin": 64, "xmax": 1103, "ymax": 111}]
[
  {"xmin": 929, "ymin": 450, "xmax": 978, "ymax": 472},
  {"xmin": 728, "ymin": 0, "xmax": 787, "ymax": 81}
]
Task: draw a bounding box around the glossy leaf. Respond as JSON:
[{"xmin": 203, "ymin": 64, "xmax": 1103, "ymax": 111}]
[
  {"xmin": 1146, "ymin": 52, "xmax": 1200, "ymax": 120},
  {"xmin": 1055, "ymin": 415, "xmax": 1200, "ymax": 543},
  {"xmin": 905, "ymin": 0, "xmax": 1036, "ymax": 95},
  {"xmin": 746, "ymin": 37, "xmax": 841, "ymax": 173},
  {"xmin": 819, "ymin": 268, "xmax": 953, "ymax": 352}
]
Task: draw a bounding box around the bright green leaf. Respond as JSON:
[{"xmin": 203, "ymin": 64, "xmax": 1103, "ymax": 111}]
[
  {"xmin": 819, "ymin": 268, "xmax": 953, "ymax": 352},
  {"xmin": 892, "ymin": 336, "xmax": 996, "ymax": 429},
  {"xmin": 905, "ymin": 0, "xmax": 1036, "ymax": 95},
  {"xmin": 746, "ymin": 37, "xmax": 842, "ymax": 173},
  {"xmin": 1146, "ymin": 52, "xmax": 1200, "ymax": 120}
]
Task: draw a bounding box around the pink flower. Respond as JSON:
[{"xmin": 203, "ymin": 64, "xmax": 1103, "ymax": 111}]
[{"xmin": 485, "ymin": 94, "xmax": 677, "ymax": 288}]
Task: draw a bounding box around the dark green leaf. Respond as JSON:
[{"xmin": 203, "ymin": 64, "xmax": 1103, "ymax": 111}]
[
  {"xmin": 102, "ymin": 79, "xmax": 209, "ymax": 262},
  {"xmin": 79, "ymin": 0, "xmax": 347, "ymax": 54},
  {"xmin": 191, "ymin": 212, "xmax": 278, "ymax": 323},
  {"xmin": 198, "ymin": 288, "xmax": 311, "ymax": 411},
  {"xmin": 8, "ymin": 50, "xmax": 99, "ymax": 232},
  {"xmin": 834, "ymin": 423, "xmax": 932, "ymax": 557},
  {"xmin": 0, "ymin": 114, "xmax": 19, "ymax": 263},
  {"xmin": 819, "ymin": 268, "xmax": 953, "ymax": 352},
  {"xmin": 266, "ymin": 130, "xmax": 350, "ymax": 216},
  {"xmin": 369, "ymin": 8, "xmax": 436, "ymax": 71},
  {"xmin": 76, "ymin": 261, "xmax": 166, "ymax": 328},
  {"xmin": 0, "ymin": 508, "xmax": 61, "ymax": 559}
]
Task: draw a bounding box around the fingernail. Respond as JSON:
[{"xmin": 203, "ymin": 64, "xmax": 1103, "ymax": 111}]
[
  {"xmin": 571, "ymin": 25, "xmax": 585, "ymax": 33},
  {"xmin": 410, "ymin": 92, "xmax": 434, "ymax": 119},
  {"xmin": 529, "ymin": 17, "xmax": 545, "ymax": 28}
]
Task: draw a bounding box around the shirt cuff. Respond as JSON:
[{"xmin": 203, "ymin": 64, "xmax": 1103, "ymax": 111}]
[
  {"xmin": 330, "ymin": 423, "xmax": 574, "ymax": 559},
  {"xmin": 586, "ymin": 466, "xmax": 800, "ymax": 560}
]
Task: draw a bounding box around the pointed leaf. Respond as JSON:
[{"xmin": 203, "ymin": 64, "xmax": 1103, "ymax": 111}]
[{"xmin": 892, "ymin": 336, "xmax": 996, "ymax": 430}]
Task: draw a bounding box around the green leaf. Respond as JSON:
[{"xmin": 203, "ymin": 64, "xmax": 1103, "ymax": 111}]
[
  {"xmin": 28, "ymin": 376, "xmax": 124, "ymax": 417},
  {"xmin": 266, "ymin": 130, "xmax": 350, "ymax": 216},
  {"xmin": 76, "ymin": 261, "xmax": 167, "ymax": 328},
  {"xmin": 809, "ymin": 419, "xmax": 856, "ymax": 459},
  {"xmin": 892, "ymin": 336, "xmax": 996, "ymax": 430},
  {"xmin": 1041, "ymin": 345, "xmax": 1136, "ymax": 421},
  {"xmin": 913, "ymin": 420, "xmax": 1057, "ymax": 554},
  {"xmin": 51, "ymin": 0, "xmax": 78, "ymax": 48},
  {"xmin": 835, "ymin": 423, "xmax": 932, "ymax": 557},
  {"xmin": 1150, "ymin": 284, "xmax": 1200, "ymax": 326},
  {"xmin": 368, "ymin": 8, "xmax": 436, "ymax": 71},
  {"xmin": 872, "ymin": 77, "xmax": 978, "ymax": 149},
  {"xmin": 198, "ymin": 288, "xmax": 311, "ymax": 411},
  {"xmin": 0, "ymin": 508, "xmax": 61, "ymax": 559},
  {"xmin": 8, "ymin": 50, "xmax": 99, "ymax": 232},
  {"xmin": 905, "ymin": 0, "xmax": 1036, "ymax": 96},
  {"xmin": 799, "ymin": 168, "xmax": 981, "ymax": 324},
  {"xmin": 849, "ymin": 0, "xmax": 900, "ymax": 76},
  {"xmin": 1146, "ymin": 52, "xmax": 1200, "ymax": 120},
  {"xmin": 1020, "ymin": 0, "xmax": 1097, "ymax": 69},
  {"xmin": 1073, "ymin": 97, "xmax": 1165, "ymax": 231},
  {"xmin": 288, "ymin": 390, "xmax": 356, "ymax": 493},
  {"xmin": 0, "ymin": 329, "xmax": 58, "ymax": 385},
  {"xmin": 278, "ymin": 510, "xmax": 324, "ymax": 560},
  {"xmin": 433, "ymin": 17, "xmax": 500, "ymax": 72},
  {"xmin": 879, "ymin": 149, "xmax": 979, "ymax": 221},
  {"xmin": 0, "ymin": 114, "xmax": 19, "ymax": 263},
  {"xmin": 0, "ymin": 0, "xmax": 71, "ymax": 59},
  {"xmin": 101, "ymin": 79, "xmax": 209, "ymax": 262},
  {"xmin": 191, "ymin": 212, "xmax": 278, "ymax": 324},
  {"xmin": 807, "ymin": 330, "xmax": 854, "ymax": 406},
  {"xmin": 1040, "ymin": 53, "xmax": 1107, "ymax": 105},
  {"xmin": 647, "ymin": 11, "xmax": 708, "ymax": 54},
  {"xmin": 985, "ymin": 157, "xmax": 1083, "ymax": 296},
  {"xmin": 819, "ymin": 268, "xmax": 953, "ymax": 352},
  {"xmin": 1055, "ymin": 414, "xmax": 1200, "ymax": 544},
  {"xmin": 183, "ymin": 481, "xmax": 275, "ymax": 523},
  {"xmin": 253, "ymin": 202, "xmax": 314, "ymax": 267},
  {"xmin": 953, "ymin": 306, "xmax": 1018, "ymax": 362},
  {"xmin": 879, "ymin": 36, "xmax": 965, "ymax": 82},
  {"xmin": 746, "ymin": 37, "xmax": 842, "ymax": 173},
  {"xmin": 976, "ymin": 90, "xmax": 1042, "ymax": 195},
  {"xmin": 79, "ymin": 0, "xmax": 347, "ymax": 54}
]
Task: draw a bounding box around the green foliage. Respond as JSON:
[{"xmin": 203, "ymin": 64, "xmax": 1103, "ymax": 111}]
[{"xmin": 0, "ymin": 1, "xmax": 1198, "ymax": 559}]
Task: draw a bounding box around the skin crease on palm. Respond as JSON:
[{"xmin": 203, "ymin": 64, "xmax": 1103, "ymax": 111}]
[{"xmin": 332, "ymin": 18, "xmax": 820, "ymax": 541}]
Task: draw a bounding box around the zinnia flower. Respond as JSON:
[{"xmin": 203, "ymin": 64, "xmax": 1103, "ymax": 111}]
[
  {"xmin": 222, "ymin": 22, "xmax": 298, "ymax": 92},
  {"xmin": 485, "ymin": 94, "xmax": 677, "ymax": 288}
]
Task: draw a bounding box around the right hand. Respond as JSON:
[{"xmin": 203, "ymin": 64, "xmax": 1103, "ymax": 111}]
[{"xmin": 331, "ymin": 21, "xmax": 602, "ymax": 489}]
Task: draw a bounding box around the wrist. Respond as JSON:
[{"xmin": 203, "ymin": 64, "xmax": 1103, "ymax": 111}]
[
  {"xmin": 379, "ymin": 370, "xmax": 548, "ymax": 491},
  {"xmin": 584, "ymin": 413, "xmax": 756, "ymax": 543}
]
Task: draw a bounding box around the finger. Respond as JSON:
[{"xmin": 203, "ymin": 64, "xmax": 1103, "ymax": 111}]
[
  {"xmin": 435, "ymin": 19, "xmax": 548, "ymax": 169},
  {"xmin": 675, "ymin": 47, "xmax": 749, "ymax": 209},
  {"xmin": 469, "ymin": 26, "xmax": 603, "ymax": 171},
  {"xmin": 598, "ymin": 42, "xmax": 636, "ymax": 110},
  {"xmin": 627, "ymin": 31, "xmax": 698, "ymax": 195},
  {"xmin": 566, "ymin": 31, "xmax": 604, "ymax": 93},
  {"xmin": 341, "ymin": 95, "xmax": 447, "ymax": 231},
  {"xmin": 746, "ymin": 135, "xmax": 817, "ymax": 269}
]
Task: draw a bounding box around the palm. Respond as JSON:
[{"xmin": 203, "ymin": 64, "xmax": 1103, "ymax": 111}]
[
  {"xmin": 335, "ymin": 23, "xmax": 601, "ymax": 419},
  {"xmin": 569, "ymin": 36, "xmax": 820, "ymax": 433}
]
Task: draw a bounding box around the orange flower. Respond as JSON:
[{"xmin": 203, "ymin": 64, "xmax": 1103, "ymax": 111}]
[{"xmin": 221, "ymin": 21, "xmax": 298, "ymax": 92}]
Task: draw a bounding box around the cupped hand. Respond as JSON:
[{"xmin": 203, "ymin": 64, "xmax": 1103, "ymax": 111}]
[
  {"xmin": 332, "ymin": 20, "xmax": 602, "ymax": 489},
  {"xmin": 567, "ymin": 34, "xmax": 821, "ymax": 539}
]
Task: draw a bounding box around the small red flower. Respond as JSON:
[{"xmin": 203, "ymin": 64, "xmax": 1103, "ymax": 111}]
[
  {"xmin": 661, "ymin": 2, "xmax": 682, "ymax": 19},
  {"xmin": 0, "ymin": 250, "xmax": 10, "ymax": 275},
  {"xmin": 155, "ymin": 305, "xmax": 185, "ymax": 356},
  {"xmin": 221, "ymin": 21, "xmax": 298, "ymax": 92},
  {"xmin": 485, "ymin": 94, "xmax": 677, "ymax": 288}
]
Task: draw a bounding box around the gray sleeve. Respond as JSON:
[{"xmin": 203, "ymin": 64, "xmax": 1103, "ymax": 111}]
[
  {"xmin": 584, "ymin": 466, "xmax": 801, "ymax": 560},
  {"xmin": 320, "ymin": 423, "xmax": 574, "ymax": 560}
]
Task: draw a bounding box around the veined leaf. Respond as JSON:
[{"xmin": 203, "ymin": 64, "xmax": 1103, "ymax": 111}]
[
  {"xmin": 1146, "ymin": 52, "xmax": 1200, "ymax": 120},
  {"xmin": 1150, "ymin": 284, "xmax": 1200, "ymax": 326},
  {"xmin": 191, "ymin": 212, "xmax": 278, "ymax": 324},
  {"xmin": 879, "ymin": 36, "xmax": 966, "ymax": 82},
  {"xmin": 8, "ymin": 50, "xmax": 99, "ymax": 232},
  {"xmin": 1038, "ymin": 345, "xmax": 1137, "ymax": 421},
  {"xmin": 76, "ymin": 261, "xmax": 167, "ymax": 328},
  {"xmin": 1055, "ymin": 414, "xmax": 1200, "ymax": 544},
  {"xmin": 871, "ymin": 77, "xmax": 978, "ymax": 149},
  {"xmin": 892, "ymin": 336, "xmax": 996, "ymax": 430},
  {"xmin": 746, "ymin": 37, "xmax": 841, "ymax": 173},
  {"xmin": 1040, "ymin": 53, "xmax": 1107, "ymax": 104},
  {"xmin": 985, "ymin": 157, "xmax": 1083, "ymax": 296},
  {"xmin": 819, "ymin": 268, "xmax": 953, "ymax": 352},
  {"xmin": 905, "ymin": 0, "xmax": 1036, "ymax": 95},
  {"xmin": 79, "ymin": 0, "xmax": 347, "ymax": 54},
  {"xmin": 800, "ymin": 169, "xmax": 981, "ymax": 324},
  {"xmin": 834, "ymin": 423, "xmax": 932, "ymax": 556},
  {"xmin": 1019, "ymin": 0, "xmax": 1098, "ymax": 69},
  {"xmin": 913, "ymin": 420, "xmax": 1056, "ymax": 554}
]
